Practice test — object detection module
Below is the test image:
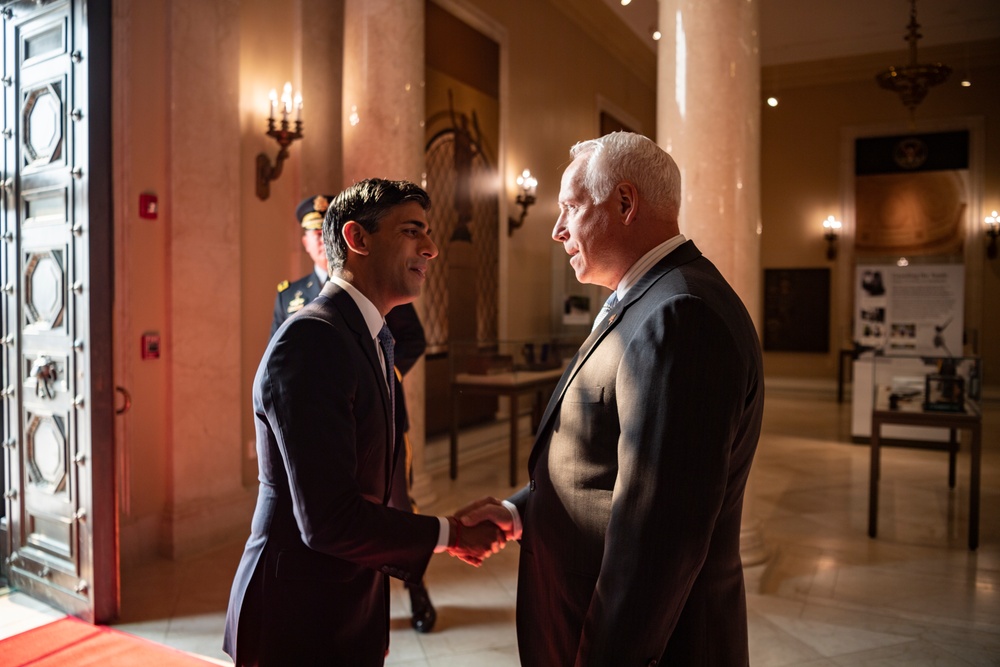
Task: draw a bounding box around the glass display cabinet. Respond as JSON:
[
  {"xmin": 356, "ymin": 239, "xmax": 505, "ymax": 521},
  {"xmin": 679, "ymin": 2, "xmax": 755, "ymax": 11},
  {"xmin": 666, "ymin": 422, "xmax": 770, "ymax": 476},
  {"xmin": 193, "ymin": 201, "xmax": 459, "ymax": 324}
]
[{"xmin": 867, "ymin": 353, "xmax": 983, "ymax": 550}]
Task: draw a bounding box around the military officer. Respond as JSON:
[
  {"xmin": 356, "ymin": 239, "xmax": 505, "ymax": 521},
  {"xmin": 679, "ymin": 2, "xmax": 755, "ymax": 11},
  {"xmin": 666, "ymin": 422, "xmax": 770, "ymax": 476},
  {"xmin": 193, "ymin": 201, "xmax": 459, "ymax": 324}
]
[
  {"xmin": 270, "ymin": 195, "xmax": 333, "ymax": 336},
  {"xmin": 268, "ymin": 193, "xmax": 439, "ymax": 633}
]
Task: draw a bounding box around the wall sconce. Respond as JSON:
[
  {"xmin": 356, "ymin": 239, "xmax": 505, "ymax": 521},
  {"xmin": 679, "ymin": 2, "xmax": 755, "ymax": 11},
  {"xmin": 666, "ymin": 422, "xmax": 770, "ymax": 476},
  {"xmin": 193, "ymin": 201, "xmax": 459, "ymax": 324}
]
[
  {"xmin": 986, "ymin": 210, "xmax": 999, "ymax": 259},
  {"xmin": 256, "ymin": 82, "xmax": 303, "ymax": 201},
  {"xmin": 507, "ymin": 169, "xmax": 538, "ymax": 236},
  {"xmin": 822, "ymin": 215, "xmax": 842, "ymax": 260}
]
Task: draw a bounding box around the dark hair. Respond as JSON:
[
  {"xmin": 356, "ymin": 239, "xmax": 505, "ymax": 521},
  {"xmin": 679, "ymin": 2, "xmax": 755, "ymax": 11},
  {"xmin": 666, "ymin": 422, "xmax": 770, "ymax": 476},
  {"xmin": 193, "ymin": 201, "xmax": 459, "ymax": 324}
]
[{"xmin": 323, "ymin": 178, "xmax": 431, "ymax": 270}]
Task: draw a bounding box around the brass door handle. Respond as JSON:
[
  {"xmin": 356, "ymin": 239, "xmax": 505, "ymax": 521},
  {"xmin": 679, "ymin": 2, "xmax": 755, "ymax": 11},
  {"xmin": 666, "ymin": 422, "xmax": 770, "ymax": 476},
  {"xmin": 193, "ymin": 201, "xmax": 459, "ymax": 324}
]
[{"xmin": 115, "ymin": 385, "xmax": 131, "ymax": 415}]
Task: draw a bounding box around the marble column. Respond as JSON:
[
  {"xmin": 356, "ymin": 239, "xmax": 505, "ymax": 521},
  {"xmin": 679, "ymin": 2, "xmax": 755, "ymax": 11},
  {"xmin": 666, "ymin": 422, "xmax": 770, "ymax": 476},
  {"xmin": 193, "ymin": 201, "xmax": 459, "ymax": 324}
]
[
  {"xmin": 657, "ymin": 0, "xmax": 768, "ymax": 565},
  {"xmin": 342, "ymin": 0, "xmax": 436, "ymax": 505}
]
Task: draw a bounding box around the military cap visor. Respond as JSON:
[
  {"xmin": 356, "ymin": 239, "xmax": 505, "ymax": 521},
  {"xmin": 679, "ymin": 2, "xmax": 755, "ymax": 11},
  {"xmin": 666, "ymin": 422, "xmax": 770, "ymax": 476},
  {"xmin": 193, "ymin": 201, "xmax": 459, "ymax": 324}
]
[{"xmin": 296, "ymin": 194, "xmax": 334, "ymax": 230}]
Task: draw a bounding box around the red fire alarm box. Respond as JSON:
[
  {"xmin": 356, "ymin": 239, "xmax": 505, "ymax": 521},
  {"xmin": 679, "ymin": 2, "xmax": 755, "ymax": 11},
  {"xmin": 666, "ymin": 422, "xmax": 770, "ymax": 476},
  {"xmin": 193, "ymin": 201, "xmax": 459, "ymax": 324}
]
[
  {"xmin": 141, "ymin": 332, "xmax": 161, "ymax": 359},
  {"xmin": 139, "ymin": 193, "xmax": 158, "ymax": 219}
]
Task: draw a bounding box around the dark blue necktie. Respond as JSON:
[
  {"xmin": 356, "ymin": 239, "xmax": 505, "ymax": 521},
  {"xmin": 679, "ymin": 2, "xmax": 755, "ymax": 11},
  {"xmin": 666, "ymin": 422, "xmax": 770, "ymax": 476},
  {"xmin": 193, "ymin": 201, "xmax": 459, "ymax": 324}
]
[{"xmin": 377, "ymin": 324, "xmax": 396, "ymax": 444}]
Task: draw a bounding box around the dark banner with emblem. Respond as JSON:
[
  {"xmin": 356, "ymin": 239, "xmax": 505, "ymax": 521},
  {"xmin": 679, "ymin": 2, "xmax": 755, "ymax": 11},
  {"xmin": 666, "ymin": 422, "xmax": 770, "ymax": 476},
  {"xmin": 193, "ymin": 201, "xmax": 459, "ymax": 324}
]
[
  {"xmin": 853, "ymin": 130, "xmax": 969, "ymax": 258},
  {"xmin": 855, "ymin": 131, "xmax": 969, "ymax": 175}
]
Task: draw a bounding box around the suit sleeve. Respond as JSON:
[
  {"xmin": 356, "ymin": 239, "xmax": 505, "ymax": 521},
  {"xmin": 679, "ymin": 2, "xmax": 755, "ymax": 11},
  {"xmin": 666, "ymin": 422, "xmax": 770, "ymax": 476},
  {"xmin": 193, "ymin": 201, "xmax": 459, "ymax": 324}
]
[
  {"xmin": 262, "ymin": 316, "xmax": 439, "ymax": 581},
  {"xmin": 385, "ymin": 303, "xmax": 426, "ymax": 376},
  {"xmin": 575, "ymin": 295, "xmax": 749, "ymax": 666}
]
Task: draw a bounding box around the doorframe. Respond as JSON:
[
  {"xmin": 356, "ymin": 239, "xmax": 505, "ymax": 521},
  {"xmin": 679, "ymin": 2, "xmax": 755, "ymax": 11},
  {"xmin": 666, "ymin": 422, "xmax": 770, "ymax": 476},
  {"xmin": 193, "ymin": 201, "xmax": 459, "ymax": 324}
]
[{"xmin": 81, "ymin": 0, "xmax": 117, "ymax": 624}]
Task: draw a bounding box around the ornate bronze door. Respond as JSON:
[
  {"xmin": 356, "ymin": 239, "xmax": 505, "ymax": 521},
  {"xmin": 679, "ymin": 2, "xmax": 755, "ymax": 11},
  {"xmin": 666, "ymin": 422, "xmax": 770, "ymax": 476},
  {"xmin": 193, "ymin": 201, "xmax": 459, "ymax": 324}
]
[{"xmin": 0, "ymin": 0, "xmax": 115, "ymax": 622}]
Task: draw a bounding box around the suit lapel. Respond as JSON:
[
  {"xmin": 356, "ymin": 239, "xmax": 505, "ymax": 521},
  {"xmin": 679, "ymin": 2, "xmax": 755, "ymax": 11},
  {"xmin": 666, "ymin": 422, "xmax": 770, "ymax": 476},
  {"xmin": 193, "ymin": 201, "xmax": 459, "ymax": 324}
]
[
  {"xmin": 318, "ymin": 282, "xmax": 396, "ymax": 500},
  {"xmin": 527, "ymin": 241, "xmax": 704, "ymax": 472}
]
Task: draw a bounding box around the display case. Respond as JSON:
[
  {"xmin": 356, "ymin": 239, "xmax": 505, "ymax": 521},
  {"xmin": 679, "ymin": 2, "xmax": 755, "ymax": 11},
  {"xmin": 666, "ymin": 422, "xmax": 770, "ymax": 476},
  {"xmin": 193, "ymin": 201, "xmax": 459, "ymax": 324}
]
[
  {"xmin": 867, "ymin": 353, "xmax": 983, "ymax": 550},
  {"xmin": 852, "ymin": 352, "xmax": 981, "ymax": 440},
  {"xmin": 870, "ymin": 353, "xmax": 981, "ymax": 418}
]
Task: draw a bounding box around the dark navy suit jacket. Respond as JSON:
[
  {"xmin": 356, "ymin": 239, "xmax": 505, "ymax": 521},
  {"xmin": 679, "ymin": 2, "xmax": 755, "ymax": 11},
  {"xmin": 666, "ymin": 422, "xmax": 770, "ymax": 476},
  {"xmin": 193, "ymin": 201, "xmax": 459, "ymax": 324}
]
[{"xmin": 224, "ymin": 282, "xmax": 439, "ymax": 666}]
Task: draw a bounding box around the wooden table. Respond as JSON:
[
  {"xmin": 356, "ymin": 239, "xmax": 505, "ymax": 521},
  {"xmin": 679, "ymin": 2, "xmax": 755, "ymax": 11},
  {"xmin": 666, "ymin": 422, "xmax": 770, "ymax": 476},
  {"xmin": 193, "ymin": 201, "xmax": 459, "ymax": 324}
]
[
  {"xmin": 869, "ymin": 385, "xmax": 983, "ymax": 550},
  {"xmin": 450, "ymin": 366, "xmax": 565, "ymax": 486}
]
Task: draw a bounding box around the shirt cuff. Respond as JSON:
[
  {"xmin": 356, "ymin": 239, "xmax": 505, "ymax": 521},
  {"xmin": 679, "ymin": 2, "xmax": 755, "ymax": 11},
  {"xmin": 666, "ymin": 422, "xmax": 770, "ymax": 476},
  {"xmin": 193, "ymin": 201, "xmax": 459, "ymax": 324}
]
[
  {"xmin": 433, "ymin": 516, "xmax": 450, "ymax": 553},
  {"xmin": 501, "ymin": 499, "xmax": 523, "ymax": 541}
]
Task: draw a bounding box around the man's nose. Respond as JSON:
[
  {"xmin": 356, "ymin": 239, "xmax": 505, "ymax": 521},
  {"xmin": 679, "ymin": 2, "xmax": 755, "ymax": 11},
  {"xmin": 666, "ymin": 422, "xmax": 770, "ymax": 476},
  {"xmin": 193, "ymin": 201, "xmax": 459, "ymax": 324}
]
[
  {"xmin": 552, "ymin": 214, "xmax": 568, "ymax": 243},
  {"xmin": 422, "ymin": 235, "xmax": 439, "ymax": 259}
]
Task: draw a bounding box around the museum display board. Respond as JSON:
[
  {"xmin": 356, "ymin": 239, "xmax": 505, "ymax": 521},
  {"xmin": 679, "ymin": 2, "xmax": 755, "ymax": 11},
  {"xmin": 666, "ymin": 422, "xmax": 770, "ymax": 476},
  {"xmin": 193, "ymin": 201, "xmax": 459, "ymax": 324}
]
[{"xmin": 851, "ymin": 263, "xmax": 966, "ymax": 440}]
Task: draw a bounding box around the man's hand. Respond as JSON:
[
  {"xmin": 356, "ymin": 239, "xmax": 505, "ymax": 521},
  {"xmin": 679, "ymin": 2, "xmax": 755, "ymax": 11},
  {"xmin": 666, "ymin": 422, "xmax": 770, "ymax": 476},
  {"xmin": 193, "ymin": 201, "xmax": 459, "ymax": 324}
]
[
  {"xmin": 446, "ymin": 516, "xmax": 505, "ymax": 567},
  {"xmin": 455, "ymin": 496, "xmax": 515, "ymax": 540}
]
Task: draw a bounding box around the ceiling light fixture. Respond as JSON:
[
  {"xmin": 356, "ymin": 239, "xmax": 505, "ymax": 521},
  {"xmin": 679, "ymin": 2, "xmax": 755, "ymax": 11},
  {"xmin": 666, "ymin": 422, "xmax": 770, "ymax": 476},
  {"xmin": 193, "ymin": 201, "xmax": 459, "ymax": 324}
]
[{"xmin": 875, "ymin": 0, "xmax": 950, "ymax": 118}]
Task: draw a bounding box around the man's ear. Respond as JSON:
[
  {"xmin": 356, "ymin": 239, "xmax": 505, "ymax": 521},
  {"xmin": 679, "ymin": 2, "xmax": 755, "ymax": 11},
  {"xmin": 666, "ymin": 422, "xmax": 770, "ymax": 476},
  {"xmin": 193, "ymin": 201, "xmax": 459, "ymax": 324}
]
[
  {"xmin": 617, "ymin": 181, "xmax": 639, "ymax": 226},
  {"xmin": 342, "ymin": 220, "xmax": 370, "ymax": 256}
]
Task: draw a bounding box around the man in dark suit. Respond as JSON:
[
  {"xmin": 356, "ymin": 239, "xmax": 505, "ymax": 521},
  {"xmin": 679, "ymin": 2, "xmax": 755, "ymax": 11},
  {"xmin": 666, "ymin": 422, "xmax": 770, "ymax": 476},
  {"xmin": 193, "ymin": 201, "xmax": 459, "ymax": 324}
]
[
  {"xmin": 270, "ymin": 194, "xmax": 439, "ymax": 633},
  {"xmin": 461, "ymin": 132, "xmax": 764, "ymax": 666},
  {"xmin": 224, "ymin": 179, "xmax": 503, "ymax": 667}
]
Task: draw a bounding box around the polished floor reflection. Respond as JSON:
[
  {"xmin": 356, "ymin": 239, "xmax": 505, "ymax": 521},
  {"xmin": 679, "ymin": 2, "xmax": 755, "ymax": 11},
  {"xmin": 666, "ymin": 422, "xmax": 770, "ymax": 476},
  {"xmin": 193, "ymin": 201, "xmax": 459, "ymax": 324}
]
[{"xmin": 2, "ymin": 387, "xmax": 997, "ymax": 666}]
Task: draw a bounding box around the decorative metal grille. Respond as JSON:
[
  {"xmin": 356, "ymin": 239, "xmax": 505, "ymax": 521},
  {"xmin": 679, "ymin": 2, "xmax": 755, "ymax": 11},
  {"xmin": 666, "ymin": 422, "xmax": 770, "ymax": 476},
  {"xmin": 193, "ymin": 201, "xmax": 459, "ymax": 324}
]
[{"xmin": 423, "ymin": 129, "xmax": 498, "ymax": 353}]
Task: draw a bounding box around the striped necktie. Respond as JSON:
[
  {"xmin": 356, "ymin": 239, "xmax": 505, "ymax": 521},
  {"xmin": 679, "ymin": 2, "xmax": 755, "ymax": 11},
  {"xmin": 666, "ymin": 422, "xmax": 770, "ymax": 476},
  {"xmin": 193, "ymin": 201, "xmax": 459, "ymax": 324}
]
[
  {"xmin": 377, "ymin": 325, "xmax": 395, "ymax": 443},
  {"xmin": 592, "ymin": 291, "xmax": 619, "ymax": 332}
]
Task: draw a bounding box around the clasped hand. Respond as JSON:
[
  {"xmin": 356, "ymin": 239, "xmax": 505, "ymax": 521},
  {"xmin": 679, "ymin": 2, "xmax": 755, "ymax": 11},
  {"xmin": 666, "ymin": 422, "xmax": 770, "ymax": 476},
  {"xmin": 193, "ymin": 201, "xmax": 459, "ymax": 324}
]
[{"xmin": 445, "ymin": 497, "xmax": 516, "ymax": 566}]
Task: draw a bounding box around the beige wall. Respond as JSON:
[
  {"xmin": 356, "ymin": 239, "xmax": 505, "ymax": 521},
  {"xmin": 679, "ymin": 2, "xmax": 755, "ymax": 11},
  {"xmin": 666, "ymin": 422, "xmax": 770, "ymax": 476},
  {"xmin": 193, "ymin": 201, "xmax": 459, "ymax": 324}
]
[
  {"xmin": 457, "ymin": 0, "xmax": 657, "ymax": 339},
  {"xmin": 760, "ymin": 40, "xmax": 1000, "ymax": 387}
]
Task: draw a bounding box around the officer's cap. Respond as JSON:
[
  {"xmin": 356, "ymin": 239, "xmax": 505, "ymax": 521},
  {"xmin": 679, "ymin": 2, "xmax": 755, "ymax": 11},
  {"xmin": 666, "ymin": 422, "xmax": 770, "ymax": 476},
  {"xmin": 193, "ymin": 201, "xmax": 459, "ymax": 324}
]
[{"xmin": 296, "ymin": 194, "xmax": 334, "ymax": 231}]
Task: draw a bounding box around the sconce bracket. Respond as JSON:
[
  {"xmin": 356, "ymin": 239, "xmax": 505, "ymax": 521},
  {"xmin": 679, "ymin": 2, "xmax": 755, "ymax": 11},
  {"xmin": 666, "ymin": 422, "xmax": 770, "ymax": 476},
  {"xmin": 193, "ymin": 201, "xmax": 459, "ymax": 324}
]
[
  {"xmin": 256, "ymin": 119, "xmax": 303, "ymax": 201},
  {"xmin": 824, "ymin": 232, "xmax": 838, "ymax": 261},
  {"xmin": 507, "ymin": 193, "xmax": 536, "ymax": 236}
]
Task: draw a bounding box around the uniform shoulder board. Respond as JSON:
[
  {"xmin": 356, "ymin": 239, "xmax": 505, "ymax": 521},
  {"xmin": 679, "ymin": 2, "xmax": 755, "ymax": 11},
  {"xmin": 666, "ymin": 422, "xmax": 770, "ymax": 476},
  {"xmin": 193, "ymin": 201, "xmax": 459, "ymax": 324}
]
[{"xmin": 276, "ymin": 280, "xmax": 290, "ymax": 293}]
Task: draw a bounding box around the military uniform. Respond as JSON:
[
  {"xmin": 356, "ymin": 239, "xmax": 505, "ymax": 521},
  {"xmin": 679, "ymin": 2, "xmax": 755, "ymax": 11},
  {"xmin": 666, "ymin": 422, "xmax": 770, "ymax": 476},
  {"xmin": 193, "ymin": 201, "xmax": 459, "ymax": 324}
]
[
  {"xmin": 271, "ymin": 271, "xmax": 324, "ymax": 337},
  {"xmin": 270, "ymin": 194, "xmax": 333, "ymax": 337}
]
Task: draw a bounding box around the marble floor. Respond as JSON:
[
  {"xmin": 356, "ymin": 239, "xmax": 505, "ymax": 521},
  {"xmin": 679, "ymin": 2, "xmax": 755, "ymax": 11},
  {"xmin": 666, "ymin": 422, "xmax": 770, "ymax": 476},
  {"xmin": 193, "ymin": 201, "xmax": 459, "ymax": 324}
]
[{"xmin": 1, "ymin": 387, "xmax": 998, "ymax": 666}]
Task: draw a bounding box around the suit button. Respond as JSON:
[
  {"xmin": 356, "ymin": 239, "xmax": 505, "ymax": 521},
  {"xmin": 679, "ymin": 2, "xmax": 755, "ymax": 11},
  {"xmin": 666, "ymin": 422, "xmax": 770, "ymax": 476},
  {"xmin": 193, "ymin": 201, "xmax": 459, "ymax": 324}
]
[{"xmin": 529, "ymin": 479, "xmax": 536, "ymax": 491}]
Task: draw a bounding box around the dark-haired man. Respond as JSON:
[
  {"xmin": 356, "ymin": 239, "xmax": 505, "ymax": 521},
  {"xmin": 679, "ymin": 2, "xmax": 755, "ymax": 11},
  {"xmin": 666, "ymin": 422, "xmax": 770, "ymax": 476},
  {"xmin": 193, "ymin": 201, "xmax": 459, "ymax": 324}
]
[
  {"xmin": 270, "ymin": 193, "xmax": 439, "ymax": 632},
  {"xmin": 225, "ymin": 179, "xmax": 504, "ymax": 667}
]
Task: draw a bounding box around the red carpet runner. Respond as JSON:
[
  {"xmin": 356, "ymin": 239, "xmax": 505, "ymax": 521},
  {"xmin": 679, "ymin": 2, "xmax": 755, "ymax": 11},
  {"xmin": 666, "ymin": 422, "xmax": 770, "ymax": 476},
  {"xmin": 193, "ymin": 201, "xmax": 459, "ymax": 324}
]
[{"xmin": 0, "ymin": 617, "xmax": 218, "ymax": 666}]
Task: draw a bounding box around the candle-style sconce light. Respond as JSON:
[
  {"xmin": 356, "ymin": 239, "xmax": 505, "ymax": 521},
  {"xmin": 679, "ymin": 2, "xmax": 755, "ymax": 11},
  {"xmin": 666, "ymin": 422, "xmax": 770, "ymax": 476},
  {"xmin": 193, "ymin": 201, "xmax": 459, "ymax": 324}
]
[
  {"xmin": 986, "ymin": 210, "xmax": 999, "ymax": 259},
  {"xmin": 507, "ymin": 169, "xmax": 538, "ymax": 236},
  {"xmin": 823, "ymin": 215, "xmax": 842, "ymax": 260},
  {"xmin": 256, "ymin": 82, "xmax": 303, "ymax": 201}
]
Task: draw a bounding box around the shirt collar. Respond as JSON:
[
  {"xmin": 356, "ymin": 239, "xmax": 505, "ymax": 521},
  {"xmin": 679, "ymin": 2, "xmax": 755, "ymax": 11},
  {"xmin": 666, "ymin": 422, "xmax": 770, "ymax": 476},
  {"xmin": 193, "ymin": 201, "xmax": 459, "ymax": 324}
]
[
  {"xmin": 616, "ymin": 234, "xmax": 687, "ymax": 300},
  {"xmin": 330, "ymin": 275, "xmax": 384, "ymax": 340},
  {"xmin": 314, "ymin": 265, "xmax": 328, "ymax": 284}
]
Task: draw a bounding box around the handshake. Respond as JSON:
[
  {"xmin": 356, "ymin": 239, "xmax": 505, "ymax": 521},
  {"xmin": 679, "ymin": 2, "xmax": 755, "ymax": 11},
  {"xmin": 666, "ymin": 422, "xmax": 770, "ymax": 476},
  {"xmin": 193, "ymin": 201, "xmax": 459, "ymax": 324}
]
[{"xmin": 444, "ymin": 497, "xmax": 517, "ymax": 567}]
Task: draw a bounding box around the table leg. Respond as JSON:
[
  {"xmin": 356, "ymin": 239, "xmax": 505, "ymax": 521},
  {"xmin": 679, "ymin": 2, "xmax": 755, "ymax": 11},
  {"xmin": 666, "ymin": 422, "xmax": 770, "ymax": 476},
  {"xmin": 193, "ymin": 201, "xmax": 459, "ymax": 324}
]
[
  {"xmin": 838, "ymin": 350, "xmax": 846, "ymax": 404},
  {"xmin": 509, "ymin": 393, "xmax": 519, "ymax": 487},
  {"xmin": 948, "ymin": 428, "xmax": 958, "ymax": 489},
  {"xmin": 450, "ymin": 391, "xmax": 459, "ymax": 480},
  {"xmin": 869, "ymin": 418, "xmax": 880, "ymax": 538},
  {"xmin": 970, "ymin": 423, "xmax": 981, "ymax": 550}
]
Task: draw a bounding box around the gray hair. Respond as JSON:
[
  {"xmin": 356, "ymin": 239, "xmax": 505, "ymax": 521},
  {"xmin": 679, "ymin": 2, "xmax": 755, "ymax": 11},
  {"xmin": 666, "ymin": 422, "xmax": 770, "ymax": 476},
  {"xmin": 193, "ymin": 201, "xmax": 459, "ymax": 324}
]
[{"xmin": 569, "ymin": 131, "xmax": 681, "ymax": 222}]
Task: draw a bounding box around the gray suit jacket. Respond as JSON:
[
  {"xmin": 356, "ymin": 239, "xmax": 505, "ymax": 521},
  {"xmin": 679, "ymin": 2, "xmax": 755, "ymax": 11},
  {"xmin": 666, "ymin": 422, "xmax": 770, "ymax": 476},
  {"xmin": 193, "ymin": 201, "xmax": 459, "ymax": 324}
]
[
  {"xmin": 510, "ymin": 241, "xmax": 764, "ymax": 667},
  {"xmin": 225, "ymin": 282, "xmax": 439, "ymax": 667}
]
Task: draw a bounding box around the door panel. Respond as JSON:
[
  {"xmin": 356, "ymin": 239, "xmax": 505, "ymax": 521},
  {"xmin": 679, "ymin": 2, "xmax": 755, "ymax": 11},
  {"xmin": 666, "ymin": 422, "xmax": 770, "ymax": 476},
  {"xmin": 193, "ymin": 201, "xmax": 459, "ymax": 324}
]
[{"xmin": 1, "ymin": 0, "xmax": 115, "ymax": 623}]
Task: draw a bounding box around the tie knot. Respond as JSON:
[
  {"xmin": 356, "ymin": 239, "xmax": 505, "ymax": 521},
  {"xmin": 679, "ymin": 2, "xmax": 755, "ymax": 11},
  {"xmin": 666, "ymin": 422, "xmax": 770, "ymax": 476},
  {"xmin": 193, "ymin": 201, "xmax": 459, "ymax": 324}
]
[
  {"xmin": 377, "ymin": 324, "xmax": 394, "ymax": 350},
  {"xmin": 592, "ymin": 291, "xmax": 619, "ymax": 332}
]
